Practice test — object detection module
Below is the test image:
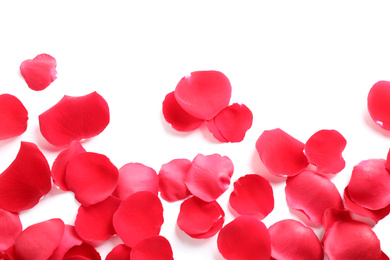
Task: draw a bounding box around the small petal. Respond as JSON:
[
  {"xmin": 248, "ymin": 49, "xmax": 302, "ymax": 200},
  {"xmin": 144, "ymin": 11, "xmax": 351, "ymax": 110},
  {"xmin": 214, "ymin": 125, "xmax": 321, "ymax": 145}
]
[
  {"xmin": 63, "ymin": 243, "xmax": 101, "ymax": 260},
  {"xmin": 48, "ymin": 225, "xmax": 83, "ymax": 260},
  {"xmin": 0, "ymin": 208, "xmax": 22, "ymax": 250},
  {"xmin": 106, "ymin": 244, "xmax": 131, "ymax": 260},
  {"xmin": 130, "ymin": 236, "xmax": 173, "ymax": 260},
  {"xmin": 0, "ymin": 94, "xmax": 28, "ymax": 140},
  {"xmin": 367, "ymin": 80, "xmax": 390, "ymax": 130}
]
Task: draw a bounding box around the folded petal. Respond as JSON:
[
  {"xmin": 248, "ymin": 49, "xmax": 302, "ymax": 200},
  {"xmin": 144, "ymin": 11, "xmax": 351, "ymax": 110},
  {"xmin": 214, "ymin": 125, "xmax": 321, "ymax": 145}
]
[
  {"xmin": 367, "ymin": 80, "xmax": 390, "ymax": 130},
  {"xmin": 106, "ymin": 244, "xmax": 131, "ymax": 260},
  {"xmin": 130, "ymin": 236, "xmax": 173, "ymax": 260},
  {"xmin": 0, "ymin": 208, "xmax": 22, "ymax": 250},
  {"xmin": 0, "ymin": 94, "xmax": 28, "ymax": 140},
  {"xmin": 48, "ymin": 225, "xmax": 83, "ymax": 260},
  {"xmin": 39, "ymin": 92, "xmax": 110, "ymax": 147},
  {"xmin": 63, "ymin": 243, "xmax": 101, "ymax": 260}
]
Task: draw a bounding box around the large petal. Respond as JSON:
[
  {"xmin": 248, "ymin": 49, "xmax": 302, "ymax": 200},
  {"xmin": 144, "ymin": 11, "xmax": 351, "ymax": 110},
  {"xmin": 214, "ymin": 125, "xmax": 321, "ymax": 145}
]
[
  {"xmin": 0, "ymin": 208, "xmax": 22, "ymax": 250},
  {"xmin": 0, "ymin": 94, "xmax": 28, "ymax": 140},
  {"xmin": 106, "ymin": 244, "xmax": 131, "ymax": 260},
  {"xmin": 130, "ymin": 236, "xmax": 173, "ymax": 260},
  {"xmin": 367, "ymin": 80, "xmax": 390, "ymax": 130},
  {"xmin": 48, "ymin": 225, "xmax": 83, "ymax": 260}
]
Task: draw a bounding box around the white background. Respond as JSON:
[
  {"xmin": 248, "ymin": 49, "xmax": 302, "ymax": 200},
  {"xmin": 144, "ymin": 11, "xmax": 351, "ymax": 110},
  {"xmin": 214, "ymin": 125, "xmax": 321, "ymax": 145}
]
[{"xmin": 0, "ymin": 1, "xmax": 389, "ymax": 259}]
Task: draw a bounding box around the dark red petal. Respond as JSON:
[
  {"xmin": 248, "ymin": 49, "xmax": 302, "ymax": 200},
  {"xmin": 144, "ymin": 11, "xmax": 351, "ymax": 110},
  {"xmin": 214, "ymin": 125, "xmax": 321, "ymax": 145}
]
[
  {"xmin": 39, "ymin": 92, "xmax": 110, "ymax": 147},
  {"xmin": 185, "ymin": 154, "xmax": 234, "ymax": 202},
  {"xmin": 256, "ymin": 128, "xmax": 309, "ymax": 177},
  {"xmin": 130, "ymin": 236, "xmax": 173, "ymax": 260},
  {"xmin": 0, "ymin": 208, "xmax": 22, "ymax": 250},
  {"xmin": 0, "ymin": 142, "xmax": 51, "ymax": 212},
  {"xmin": 19, "ymin": 53, "xmax": 57, "ymax": 91},
  {"xmin": 206, "ymin": 103, "xmax": 253, "ymax": 143},
  {"xmin": 48, "ymin": 225, "xmax": 83, "ymax": 260},
  {"xmin": 113, "ymin": 191, "xmax": 164, "ymax": 247},
  {"xmin": 162, "ymin": 91, "xmax": 204, "ymax": 132},
  {"xmin": 348, "ymin": 159, "xmax": 390, "ymax": 210},
  {"xmin": 51, "ymin": 141, "xmax": 86, "ymax": 191},
  {"xmin": 0, "ymin": 94, "xmax": 28, "ymax": 140},
  {"xmin": 177, "ymin": 196, "xmax": 224, "ymax": 238},
  {"xmin": 174, "ymin": 71, "xmax": 232, "ymax": 120},
  {"xmin": 285, "ymin": 170, "xmax": 344, "ymax": 226},
  {"xmin": 106, "ymin": 244, "xmax": 131, "ymax": 260},
  {"xmin": 63, "ymin": 243, "xmax": 101, "ymax": 260},
  {"xmin": 217, "ymin": 216, "xmax": 271, "ymax": 260},
  {"xmin": 113, "ymin": 163, "xmax": 158, "ymax": 200},
  {"xmin": 158, "ymin": 158, "xmax": 192, "ymax": 202},
  {"xmin": 15, "ymin": 218, "xmax": 64, "ymax": 260},
  {"xmin": 367, "ymin": 80, "xmax": 390, "ymax": 130},
  {"xmin": 229, "ymin": 174, "xmax": 274, "ymax": 219},
  {"xmin": 304, "ymin": 129, "xmax": 346, "ymax": 174},
  {"xmin": 65, "ymin": 152, "xmax": 118, "ymax": 206},
  {"xmin": 75, "ymin": 196, "xmax": 121, "ymax": 242},
  {"xmin": 269, "ymin": 219, "xmax": 323, "ymax": 260}
]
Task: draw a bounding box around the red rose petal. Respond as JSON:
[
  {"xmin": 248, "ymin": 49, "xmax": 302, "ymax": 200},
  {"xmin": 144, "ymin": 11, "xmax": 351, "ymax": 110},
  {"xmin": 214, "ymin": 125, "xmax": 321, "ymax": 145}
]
[
  {"xmin": 39, "ymin": 91, "xmax": 110, "ymax": 147},
  {"xmin": 229, "ymin": 174, "xmax": 274, "ymax": 219},
  {"xmin": 269, "ymin": 219, "xmax": 324, "ymax": 260},
  {"xmin": 185, "ymin": 154, "xmax": 234, "ymax": 202},
  {"xmin": 285, "ymin": 170, "xmax": 344, "ymax": 226},
  {"xmin": 304, "ymin": 129, "xmax": 346, "ymax": 174},
  {"xmin": 75, "ymin": 196, "xmax": 121, "ymax": 242},
  {"xmin": 0, "ymin": 208, "xmax": 22, "ymax": 250},
  {"xmin": 0, "ymin": 247, "xmax": 15, "ymax": 260},
  {"xmin": 51, "ymin": 141, "xmax": 86, "ymax": 191},
  {"xmin": 113, "ymin": 191, "xmax": 164, "ymax": 247},
  {"xmin": 0, "ymin": 94, "xmax": 28, "ymax": 140},
  {"xmin": 158, "ymin": 158, "xmax": 192, "ymax": 202},
  {"xmin": 113, "ymin": 163, "xmax": 158, "ymax": 200},
  {"xmin": 177, "ymin": 196, "xmax": 224, "ymax": 239},
  {"xmin": 130, "ymin": 236, "xmax": 173, "ymax": 260},
  {"xmin": 256, "ymin": 128, "xmax": 309, "ymax": 177},
  {"xmin": 383, "ymin": 252, "xmax": 390, "ymax": 260},
  {"xmin": 63, "ymin": 243, "xmax": 101, "ymax": 260},
  {"xmin": 367, "ymin": 80, "xmax": 390, "ymax": 130},
  {"xmin": 217, "ymin": 216, "xmax": 271, "ymax": 260},
  {"xmin": 106, "ymin": 244, "xmax": 131, "ymax": 260},
  {"xmin": 65, "ymin": 152, "xmax": 118, "ymax": 206},
  {"xmin": 15, "ymin": 218, "xmax": 64, "ymax": 260},
  {"xmin": 348, "ymin": 159, "xmax": 390, "ymax": 210},
  {"xmin": 0, "ymin": 142, "xmax": 51, "ymax": 212},
  {"xmin": 162, "ymin": 91, "xmax": 204, "ymax": 132},
  {"xmin": 48, "ymin": 225, "xmax": 83, "ymax": 260},
  {"xmin": 174, "ymin": 70, "xmax": 232, "ymax": 120},
  {"xmin": 322, "ymin": 208, "xmax": 353, "ymax": 233},
  {"xmin": 206, "ymin": 103, "xmax": 253, "ymax": 143},
  {"xmin": 20, "ymin": 53, "xmax": 57, "ymax": 91}
]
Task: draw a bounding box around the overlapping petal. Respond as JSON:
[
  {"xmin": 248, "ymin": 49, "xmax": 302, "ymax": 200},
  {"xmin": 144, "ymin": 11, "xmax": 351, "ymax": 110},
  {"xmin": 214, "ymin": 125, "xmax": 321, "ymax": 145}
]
[
  {"xmin": 48, "ymin": 225, "xmax": 83, "ymax": 260},
  {"xmin": 106, "ymin": 244, "xmax": 131, "ymax": 260},
  {"xmin": 62, "ymin": 243, "xmax": 101, "ymax": 260},
  {"xmin": 0, "ymin": 208, "xmax": 22, "ymax": 250},
  {"xmin": 130, "ymin": 236, "xmax": 173, "ymax": 260},
  {"xmin": 39, "ymin": 92, "xmax": 110, "ymax": 147},
  {"xmin": 0, "ymin": 94, "xmax": 28, "ymax": 140},
  {"xmin": 367, "ymin": 80, "xmax": 390, "ymax": 130}
]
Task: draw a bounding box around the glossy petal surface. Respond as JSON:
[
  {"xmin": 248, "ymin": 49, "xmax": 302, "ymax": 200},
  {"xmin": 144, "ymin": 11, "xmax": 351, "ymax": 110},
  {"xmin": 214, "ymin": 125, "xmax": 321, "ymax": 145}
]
[
  {"xmin": 0, "ymin": 94, "xmax": 28, "ymax": 140},
  {"xmin": 0, "ymin": 208, "xmax": 22, "ymax": 250},
  {"xmin": 130, "ymin": 236, "xmax": 173, "ymax": 260},
  {"xmin": 367, "ymin": 80, "xmax": 390, "ymax": 130}
]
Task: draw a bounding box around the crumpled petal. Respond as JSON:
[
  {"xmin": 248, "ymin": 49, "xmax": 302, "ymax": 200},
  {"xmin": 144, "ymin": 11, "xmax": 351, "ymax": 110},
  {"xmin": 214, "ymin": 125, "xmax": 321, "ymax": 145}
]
[
  {"xmin": 304, "ymin": 129, "xmax": 346, "ymax": 174},
  {"xmin": 177, "ymin": 196, "xmax": 224, "ymax": 239},
  {"xmin": 113, "ymin": 163, "xmax": 158, "ymax": 200},
  {"xmin": 0, "ymin": 142, "xmax": 51, "ymax": 212},
  {"xmin": 39, "ymin": 92, "xmax": 110, "ymax": 147},
  {"xmin": 48, "ymin": 225, "xmax": 83, "ymax": 260},
  {"xmin": 65, "ymin": 152, "xmax": 118, "ymax": 206},
  {"xmin": 174, "ymin": 70, "xmax": 232, "ymax": 120},
  {"xmin": 75, "ymin": 196, "xmax": 121, "ymax": 242},
  {"xmin": 367, "ymin": 80, "xmax": 390, "ymax": 130},
  {"xmin": 15, "ymin": 219, "xmax": 64, "ymax": 260},
  {"xmin": 20, "ymin": 53, "xmax": 57, "ymax": 91},
  {"xmin": 63, "ymin": 243, "xmax": 101, "ymax": 260},
  {"xmin": 0, "ymin": 94, "xmax": 28, "ymax": 140},
  {"xmin": 268, "ymin": 219, "xmax": 323, "ymax": 260},
  {"xmin": 130, "ymin": 236, "xmax": 173, "ymax": 260},
  {"xmin": 206, "ymin": 103, "xmax": 253, "ymax": 143},
  {"xmin": 348, "ymin": 159, "xmax": 390, "ymax": 210},
  {"xmin": 106, "ymin": 244, "xmax": 131, "ymax": 260},
  {"xmin": 162, "ymin": 91, "xmax": 204, "ymax": 132},
  {"xmin": 113, "ymin": 191, "xmax": 164, "ymax": 247},
  {"xmin": 217, "ymin": 216, "xmax": 271, "ymax": 260},
  {"xmin": 185, "ymin": 154, "xmax": 234, "ymax": 202},
  {"xmin": 0, "ymin": 208, "xmax": 22, "ymax": 250},
  {"xmin": 229, "ymin": 174, "xmax": 274, "ymax": 219},
  {"xmin": 285, "ymin": 170, "xmax": 344, "ymax": 226},
  {"xmin": 256, "ymin": 128, "xmax": 309, "ymax": 177},
  {"xmin": 158, "ymin": 158, "xmax": 192, "ymax": 202}
]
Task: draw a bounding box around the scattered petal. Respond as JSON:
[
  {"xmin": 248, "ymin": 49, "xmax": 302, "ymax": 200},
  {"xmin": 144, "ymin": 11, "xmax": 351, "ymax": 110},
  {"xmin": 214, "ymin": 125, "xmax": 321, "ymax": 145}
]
[
  {"xmin": 106, "ymin": 244, "xmax": 131, "ymax": 260},
  {"xmin": 48, "ymin": 225, "xmax": 83, "ymax": 260},
  {"xmin": 63, "ymin": 243, "xmax": 101, "ymax": 260},
  {"xmin": 130, "ymin": 236, "xmax": 173, "ymax": 260},
  {"xmin": 0, "ymin": 94, "xmax": 28, "ymax": 140},
  {"xmin": 322, "ymin": 208, "xmax": 353, "ymax": 233},
  {"xmin": 367, "ymin": 80, "xmax": 390, "ymax": 130},
  {"xmin": 0, "ymin": 208, "xmax": 22, "ymax": 250}
]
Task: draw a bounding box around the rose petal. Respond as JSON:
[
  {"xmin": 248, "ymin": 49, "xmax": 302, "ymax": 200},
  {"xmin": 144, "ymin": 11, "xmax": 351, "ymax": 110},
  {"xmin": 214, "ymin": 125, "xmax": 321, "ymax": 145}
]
[
  {"xmin": 285, "ymin": 170, "xmax": 344, "ymax": 226},
  {"xmin": 304, "ymin": 129, "xmax": 346, "ymax": 174},
  {"xmin": 206, "ymin": 103, "xmax": 253, "ymax": 143},
  {"xmin": 229, "ymin": 174, "xmax": 274, "ymax": 219},
  {"xmin": 174, "ymin": 70, "xmax": 232, "ymax": 120},
  {"xmin": 322, "ymin": 208, "xmax": 353, "ymax": 233},
  {"xmin": 65, "ymin": 152, "xmax": 118, "ymax": 206},
  {"xmin": 367, "ymin": 80, "xmax": 390, "ymax": 130},
  {"xmin": 15, "ymin": 218, "xmax": 64, "ymax": 260},
  {"xmin": 106, "ymin": 244, "xmax": 131, "ymax": 260},
  {"xmin": 113, "ymin": 163, "xmax": 158, "ymax": 200},
  {"xmin": 0, "ymin": 208, "xmax": 22, "ymax": 250},
  {"xmin": 48, "ymin": 225, "xmax": 83, "ymax": 260},
  {"xmin": 20, "ymin": 53, "xmax": 57, "ymax": 91},
  {"xmin": 63, "ymin": 243, "xmax": 101, "ymax": 260},
  {"xmin": 75, "ymin": 196, "xmax": 121, "ymax": 242},
  {"xmin": 256, "ymin": 128, "xmax": 309, "ymax": 177},
  {"xmin": 217, "ymin": 216, "xmax": 271, "ymax": 260},
  {"xmin": 0, "ymin": 94, "xmax": 28, "ymax": 140},
  {"xmin": 185, "ymin": 154, "xmax": 234, "ymax": 202},
  {"xmin": 0, "ymin": 246, "xmax": 15, "ymax": 260},
  {"xmin": 162, "ymin": 91, "xmax": 204, "ymax": 132},
  {"xmin": 39, "ymin": 92, "xmax": 110, "ymax": 147},
  {"xmin": 348, "ymin": 159, "xmax": 390, "ymax": 210},
  {"xmin": 113, "ymin": 191, "xmax": 164, "ymax": 247},
  {"xmin": 158, "ymin": 158, "xmax": 192, "ymax": 202},
  {"xmin": 383, "ymin": 252, "xmax": 390, "ymax": 260},
  {"xmin": 130, "ymin": 236, "xmax": 173, "ymax": 260},
  {"xmin": 269, "ymin": 219, "xmax": 323, "ymax": 260},
  {"xmin": 0, "ymin": 142, "xmax": 51, "ymax": 212}
]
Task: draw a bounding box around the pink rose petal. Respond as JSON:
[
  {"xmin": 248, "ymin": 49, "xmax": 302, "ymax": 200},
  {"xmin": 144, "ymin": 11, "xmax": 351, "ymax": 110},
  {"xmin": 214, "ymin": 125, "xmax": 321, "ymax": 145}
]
[
  {"xmin": 367, "ymin": 80, "xmax": 390, "ymax": 130},
  {"xmin": 0, "ymin": 208, "xmax": 22, "ymax": 250},
  {"xmin": 0, "ymin": 94, "xmax": 28, "ymax": 140},
  {"xmin": 48, "ymin": 225, "xmax": 83, "ymax": 260},
  {"xmin": 130, "ymin": 236, "xmax": 173, "ymax": 260},
  {"xmin": 106, "ymin": 244, "xmax": 131, "ymax": 260}
]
